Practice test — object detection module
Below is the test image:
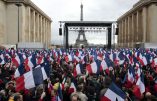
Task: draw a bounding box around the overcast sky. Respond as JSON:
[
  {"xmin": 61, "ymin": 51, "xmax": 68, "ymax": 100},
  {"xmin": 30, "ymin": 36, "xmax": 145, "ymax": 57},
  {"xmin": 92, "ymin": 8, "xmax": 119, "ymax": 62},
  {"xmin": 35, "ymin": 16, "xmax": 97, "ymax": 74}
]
[{"xmin": 31, "ymin": 0, "xmax": 139, "ymax": 45}]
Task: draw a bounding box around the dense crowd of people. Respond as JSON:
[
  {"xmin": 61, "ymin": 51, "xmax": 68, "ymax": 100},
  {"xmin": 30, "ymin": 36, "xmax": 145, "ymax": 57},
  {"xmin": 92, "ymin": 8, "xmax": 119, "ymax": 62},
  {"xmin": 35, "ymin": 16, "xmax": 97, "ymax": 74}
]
[{"xmin": 0, "ymin": 48, "xmax": 157, "ymax": 101}]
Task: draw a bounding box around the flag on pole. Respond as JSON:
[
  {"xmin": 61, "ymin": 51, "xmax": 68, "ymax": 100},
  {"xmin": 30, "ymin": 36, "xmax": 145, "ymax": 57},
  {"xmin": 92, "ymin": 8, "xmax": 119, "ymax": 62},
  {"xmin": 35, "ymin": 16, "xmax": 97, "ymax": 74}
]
[{"xmin": 101, "ymin": 82, "xmax": 126, "ymax": 101}]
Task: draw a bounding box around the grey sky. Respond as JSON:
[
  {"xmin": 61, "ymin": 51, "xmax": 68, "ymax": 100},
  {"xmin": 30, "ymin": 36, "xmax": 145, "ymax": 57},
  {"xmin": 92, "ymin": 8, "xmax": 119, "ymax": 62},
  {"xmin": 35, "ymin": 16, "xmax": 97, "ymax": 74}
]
[{"xmin": 31, "ymin": 0, "xmax": 139, "ymax": 45}]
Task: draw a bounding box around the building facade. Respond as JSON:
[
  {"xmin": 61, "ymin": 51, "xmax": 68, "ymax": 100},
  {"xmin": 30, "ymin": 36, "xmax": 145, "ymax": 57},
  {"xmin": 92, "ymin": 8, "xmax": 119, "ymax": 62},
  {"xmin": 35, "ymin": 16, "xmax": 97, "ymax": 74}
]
[
  {"xmin": 117, "ymin": 0, "xmax": 157, "ymax": 48},
  {"xmin": 0, "ymin": 0, "xmax": 51, "ymax": 48}
]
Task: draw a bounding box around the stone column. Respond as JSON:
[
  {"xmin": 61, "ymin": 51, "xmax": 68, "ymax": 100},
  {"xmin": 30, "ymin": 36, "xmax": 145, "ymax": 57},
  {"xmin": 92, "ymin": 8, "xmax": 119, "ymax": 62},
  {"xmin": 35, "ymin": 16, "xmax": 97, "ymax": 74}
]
[
  {"xmin": 131, "ymin": 14, "xmax": 134, "ymax": 47},
  {"xmin": 126, "ymin": 18, "xmax": 128, "ymax": 47},
  {"xmin": 21, "ymin": 5, "xmax": 26, "ymax": 42},
  {"xmin": 37, "ymin": 13, "xmax": 39, "ymax": 42},
  {"xmin": 134, "ymin": 13, "xmax": 137, "ymax": 46},
  {"xmin": 127, "ymin": 17, "xmax": 130, "ymax": 47},
  {"xmin": 28, "ymin": 7, "xmax": 31, "ymax": 42},
  {"xmin": 121, "ymin": 20, "xmax": 124, "ymax": 47},
  {"xmin": 45, "ymin": 20, "xmax": 47, "ymax": 48},
  {"xmin": 48, "ymin": 22, "xmax": 51, "ymax": 48},
  {"xmin": 33, "ymin": 11, "xmax": 35, "ymax": 42},
  {"xmin": 136, "ymin": 11, "xmax": 139, "ymax": 43},
  {"xmin": 41, "ymin": 17, "xmax": 43, "ymax": 43},
  {"xmin": 47, "ymin": 21, "xmax": 49, "ymax": 48},
  {"xmin": 124, "ymin": 18, "xmax": 127, "ymax": 47},
  {"xmin": 45, "ymin": 20, "xmax": 47, "ymax": 47},
  {"xmin": 39, "ymin": 15, "xmax": 41, "ymax": 42},
  {"xmin": 43, "ymin": 18, "xmax": 45, "ymax": 44},
  {"xmin": 142, "ymin": 7, "xmax": 147, "ymax": 42},
  {"xmin": 120, "ymin": 21, "xmax": 122, "ymax": 47},
  {"xmin": 44, "ymin": 18, "xmax": 46, "ymax": 45},
  {"xmin": 139, "ymin": 11, "xmax": 143, "ymax": 42},
  {"xmin": 117, "ymin": 22, "xmax": 121, "ymax": 46},
  {"xmin": 129, "ymin": 16, "xmax": 132, "ymax": 48},
  {"xmin": 123, "ymin": 19, "xmax": 125, "ymax": 47}
]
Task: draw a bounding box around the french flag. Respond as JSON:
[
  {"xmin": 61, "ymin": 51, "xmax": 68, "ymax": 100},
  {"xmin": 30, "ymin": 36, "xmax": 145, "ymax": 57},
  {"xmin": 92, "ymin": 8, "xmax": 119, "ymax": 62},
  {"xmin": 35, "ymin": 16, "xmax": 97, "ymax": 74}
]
[
  {"xmin": 100, "ymin": 60, "xmax": 108, "ymax": 71},
  {"xmin": 86, "ymin": 61, "xmax": 99, "ymax": 74},
  {"xmin": 117, "ymin": 52, "xmax": 125, "ymax": 65},
  {"xmin": 57, "ymin": 84, "xmax": 63, "ymax": 101},
  {"xmin": 60, "ymin": 77, "xmax": 66, "ymax": 90},
  {"xmin": 73, "ymin": 55, "xmax": 80, "ymax": 63},
  {"xmin": 152, "ymin": 58, "xmax": 157, "ymax": 68},
  {"xmin": 0, "ymin": 54, "xmax": 5, "ymax": 65},
  {"xmin": 16, "ymin": 66, "xmax": 49, "ymax": 92},
  {"xmin": 136, "ymin": 73, "xmax": 145, "ymax": 94},
  {"xmin": 73, "ymin": 63, "xmax": 83, "ymax": 77},
  {"xmin": 124, "ymin": 66, "xmax": 135, "ymax": 88},
  {"xmin": 48, "ymin": 81, "xmax": 53, "ymax": 94},
  {"xmin": 24, "ymin": 55, "xmax": 36, "ymax": 72},
  {"xmin": 37, "ymin": 56, "xmax": 44, "ymax": 65},
  {"xmin": 101, "ymin": 82, "xmax": 126, "ymax": 101},
  {"xmin": 68, "ymin": 81, "xmax": 76, "ymax": 94},
  {"xmin": 12, "ymin": 54, "xmax": 21, "ymax": 68},
  {"xmin": 100, "ymin": 60, "xmax": 109, "ymax": 74},
  {"xmin": 14, "ymin": 63, "xmax": 25, "ymax": 78},
  {"xmin": 127, "ymin": 66, "xmax": 135, "ymax": 84},
  {"xmin": 65, "ymin": 54, "xmax": 73, "ymax": 63},
  {"xmin": 133, "ymin": 73, "xmax": 145, "ymax": 99},
  {"xmin": 97, "ymin": 53, "xmax": 103, "ymax": 61}
]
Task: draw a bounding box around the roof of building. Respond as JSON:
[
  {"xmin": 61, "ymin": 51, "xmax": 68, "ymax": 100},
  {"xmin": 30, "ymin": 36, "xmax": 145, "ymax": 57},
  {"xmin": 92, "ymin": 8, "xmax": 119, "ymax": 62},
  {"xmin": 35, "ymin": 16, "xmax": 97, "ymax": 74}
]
[
  {"xmin": 117, "ymin": 0, "xmax": 157, "ymax": 22},
  {"xmin": 3, "ymin": 0, "xmax": 52, "ymax": 21}
]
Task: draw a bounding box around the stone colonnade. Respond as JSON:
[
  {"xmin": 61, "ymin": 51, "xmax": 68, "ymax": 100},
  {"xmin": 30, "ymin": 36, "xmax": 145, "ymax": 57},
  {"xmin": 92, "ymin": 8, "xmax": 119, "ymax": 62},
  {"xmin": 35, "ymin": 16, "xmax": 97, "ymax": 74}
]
[
  {"xmin": 26, "ymin": 7, "xmax": 51, "ymax": 48},
  {"xmin": 118, "ymin": 8, "xmax": 145, "ymax": 48}
]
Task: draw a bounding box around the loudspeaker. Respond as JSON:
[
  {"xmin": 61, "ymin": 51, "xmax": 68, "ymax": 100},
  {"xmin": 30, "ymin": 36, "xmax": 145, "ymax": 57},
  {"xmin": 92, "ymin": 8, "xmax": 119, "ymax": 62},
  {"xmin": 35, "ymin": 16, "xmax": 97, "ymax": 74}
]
[
  {"xmin": 115, "ymin": 28, "xmax": 119, "ymax": 35},
  {"xmin": 59, "ymin": 28, "xmax": 62, "ymax": 36}
]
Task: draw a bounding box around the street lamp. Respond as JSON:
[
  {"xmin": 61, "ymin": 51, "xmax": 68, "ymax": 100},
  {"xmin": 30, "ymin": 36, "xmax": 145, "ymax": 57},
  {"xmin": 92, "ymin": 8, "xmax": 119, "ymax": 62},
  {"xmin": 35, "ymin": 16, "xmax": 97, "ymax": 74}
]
[{"xmin": 15, "ymin": 3, "xmax": 22, "ymax": 43}]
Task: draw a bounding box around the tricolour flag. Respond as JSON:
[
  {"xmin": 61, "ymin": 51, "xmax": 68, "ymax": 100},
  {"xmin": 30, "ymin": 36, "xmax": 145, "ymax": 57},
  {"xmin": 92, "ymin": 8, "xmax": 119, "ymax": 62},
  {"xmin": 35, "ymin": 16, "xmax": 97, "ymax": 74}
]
[
  {"xmin": 16, "ymin": 65, "xmax": 49, "ymax": 92},
  {"xmin": 68, "ymin": 81, "xmax": 76, "ymax": 94},
  {"xmin": 86, "ymin": 61, "xmax": 99, "ymax": 74},
  {"xmin": 73, "ymin": 63, "xmax": 83, "ymax": 77},
  {"xmin": 101, "ymin": 82, "xmax": 126, "ymax": 101},
  {"xmin": 12, "ymin": 54, "xmax": 21, "ymax": 68},
  {"xmin": 14, "ymin": 63, "xmax": 25, "ymax": 78},
  {"xmin": 127, "ymin": 66, "xmax": 135, "ymax": 84}
]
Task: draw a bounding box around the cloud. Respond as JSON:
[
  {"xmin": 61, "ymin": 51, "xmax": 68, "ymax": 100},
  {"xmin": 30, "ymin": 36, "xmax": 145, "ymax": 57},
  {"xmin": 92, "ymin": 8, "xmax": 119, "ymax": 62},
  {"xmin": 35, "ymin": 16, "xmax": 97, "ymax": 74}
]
[{"xmin": 31, "ymin": 0, "xmax": 139, "ymax": 45}]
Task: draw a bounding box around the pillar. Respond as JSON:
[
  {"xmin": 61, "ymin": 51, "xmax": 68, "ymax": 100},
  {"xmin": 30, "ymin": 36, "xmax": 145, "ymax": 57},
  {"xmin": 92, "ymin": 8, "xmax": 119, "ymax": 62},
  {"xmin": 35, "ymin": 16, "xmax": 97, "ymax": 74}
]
[
  {"xmin": 43, "ymin": 18, "xmax": 46, "ymax": 45},
  {"xmin": 136, "ymin": 11, "xmax": 139, "ymax": 42},
  {"xmin": 33, "ymin": 10, "xmax": 35, "ymax": 42},
  {"xmin": 129, "ymin": 16, "xmax": 132, "ymax": 48},
  {"xmin": 120, "ymin": 22, "xmax": 122, "ymax": 47},
  {"xmin": 127, "ymin": 17, "xmax": 130, "ymax": 47},
  {"xmin": 125, "ymin": 17, "xmax": 129, "ymax": 47},
  {"xmin": 30, "ymin": 10, "xmax": 33, "ymax": 42},
  {"xmin": 139, "ymin": 10, "xmax": 143, "ymax": 42},
  {"xmin": 28, "ymin": 7, "xmax": 31, "ymax": 42},
  {"xmin": 45, "ymin": 20, "xmax": 47, "ymax": 48},
  {"xmin": 124, "ymin": 19, "xmax": 126, "ymax": 47},
  {"xmin": 37, "ymin": 13, "xmax": 39, "ymax": 42},
  {"xmin": 48, "ymin": 22, "xmax": 51, "ymax": 48},
  {"xmin": 121, "ymin": 21, "xmax": 124, "ymax": 47},
  {"xmin": 39, "ymin": 15, "xmax": 41, "ymax": 42},
  {"xmin": 142, "ymin": 7, "xmax": 147, "ymax": 42},
  {"xmin": 40, "ymin": 16, "xmax": 42, "ymax": 42},
  {"xmin": 131, "ymin": 14, "xmax": 134, "ymax": 47},
  {"xmin": 118, "ymin": 22, "xmax": 120, "ymax": 47},
  {"xmin": 134, "ymin": 13, "xmax": 137, "ymax": 46}
]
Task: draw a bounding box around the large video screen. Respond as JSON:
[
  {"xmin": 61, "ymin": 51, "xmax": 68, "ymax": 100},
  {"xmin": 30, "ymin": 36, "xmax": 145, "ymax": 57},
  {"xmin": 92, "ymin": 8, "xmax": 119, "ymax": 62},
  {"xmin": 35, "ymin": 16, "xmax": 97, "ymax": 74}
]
[{"xmin": 68, "ymin": 27, "xmax": 108, "ymax": 46}]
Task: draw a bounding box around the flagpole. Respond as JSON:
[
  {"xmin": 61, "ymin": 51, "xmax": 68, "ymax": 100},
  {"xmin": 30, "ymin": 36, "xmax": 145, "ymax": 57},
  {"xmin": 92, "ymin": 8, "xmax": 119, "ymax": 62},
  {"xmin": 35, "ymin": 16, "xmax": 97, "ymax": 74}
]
[
  {"xmin": 125, "ymin": 92, "xmax": 132, "ymax": 101},
  {"xmin": 127, "ymin": 96, "xmax": 132, "ymax": 101}
]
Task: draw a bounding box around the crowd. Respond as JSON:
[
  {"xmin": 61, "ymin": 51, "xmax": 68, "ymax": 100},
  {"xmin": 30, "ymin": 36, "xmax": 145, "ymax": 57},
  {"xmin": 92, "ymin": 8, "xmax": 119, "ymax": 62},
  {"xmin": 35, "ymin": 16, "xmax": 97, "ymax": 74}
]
[{"xmin": 0, "ymin": 48, "xmax": 157, "ymax": 101}]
